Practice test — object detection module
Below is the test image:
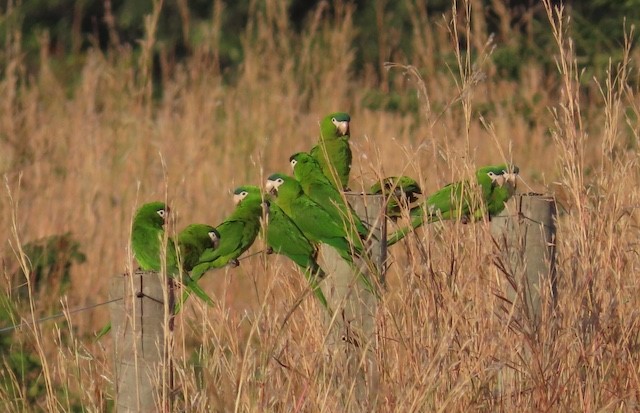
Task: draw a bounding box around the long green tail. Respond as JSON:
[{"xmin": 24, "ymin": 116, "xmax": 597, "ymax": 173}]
[
  {"xmin": 386, "ymin": 210, "xmax": 425, "ymax": 246},
  {"xmin": 303, "ymin": 265, "xmax": 330, "ymax": 310}
]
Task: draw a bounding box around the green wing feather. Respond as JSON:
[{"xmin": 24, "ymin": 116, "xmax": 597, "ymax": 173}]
[
  {"xmin": 291, "ymin": 152, "xmax": 369, "ymax": 245},
  {"xmin": 265, "ymin": 201, "xmax": 328, "ymax": 308},
  {"xmin": 387, "ymin": 165, "xmax": 518, "ymax": 246},
  {"xmin": 369, "ymin": 176, "xmax": 423, "ymax": 221}
]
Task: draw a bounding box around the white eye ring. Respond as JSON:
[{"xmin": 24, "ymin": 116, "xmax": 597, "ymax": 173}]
[
  {"xmin": 241, "ymin": 191, "xmax": 248, "ymax": 197},
  {"xmin": 290, "ymin": 159, "xmax": 297, "ymax": 167},
  {"xmin": 331, "ymin": 117, "xmax": 337, "ymax": 123},
  {"xmin": 157, "ymin": 209, "xmax": 166, "ymax": 218},
  {"xmin": 277, "ymin": 178, "xmax": 284, "ymax": 184}
]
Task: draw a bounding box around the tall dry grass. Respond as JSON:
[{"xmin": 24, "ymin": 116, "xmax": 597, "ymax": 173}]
[{"xmin": 1, "ymin": 0, "xmax": 640, "ymax": 411}]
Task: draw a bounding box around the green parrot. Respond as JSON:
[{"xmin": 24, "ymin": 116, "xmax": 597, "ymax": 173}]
[
  {"xmin": 172, "ymin": 223, "xmax": 221, "ymax": 315},
  {"xmin": 387, "ymin": 165, "xmax": 519, "ymax": 246},
  {"xmin": 175, "ymin": 188, "xmax": 263, "ymax": 313},
  {"xmin": 309, "ymin": 112, "xmax": 352, "ymax": 191},
  {"xmin": 177, "ymin": 224, "xmax": 221, "ymax": 272},
  {"xmin": 290, "ymin": 151, "xmax": 369, "ymax": 243},
  {"xmin": 97, "ymin": 202, "xmax": 216, "ymax": 338},
  {"xmin": 266, "ymin": 173, "xmax": 376, "ymax": 294},
  {"xmin": 129, "ymin": 202, "xmax": 214, "ymax": 303},
  {"xmin": 265, "ymin": 173, "xmax": 361, "ymax": 259},
  {"xmin": 369, "ymin": 176, "xmax": 423, "ymax": 221},
  {"xmin": 238, "ymin": 185, "xmax": 329, "ymax": 308},
  {"xmin": 189, "ymin": 187, "xmax": 263, "ymax": 278}
]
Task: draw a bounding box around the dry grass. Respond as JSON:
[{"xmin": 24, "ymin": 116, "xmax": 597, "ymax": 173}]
[{"xmin": 1, "ymin": 0, "xmax": 640, "ymax": 411}]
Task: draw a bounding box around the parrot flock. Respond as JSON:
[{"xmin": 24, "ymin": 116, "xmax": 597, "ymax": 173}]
[{"xmin": 103, "ymin": 111, "xmax": 519, "ymax": 335}]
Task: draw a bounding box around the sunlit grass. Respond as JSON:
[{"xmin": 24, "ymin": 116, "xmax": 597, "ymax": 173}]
[{"xmin": 1, "ymin": 0, "xmax": 640, "ymax": 410}]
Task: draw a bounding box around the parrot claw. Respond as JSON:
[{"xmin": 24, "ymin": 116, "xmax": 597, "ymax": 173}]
[{"xmin": 229, "ymin": 259, "xmax": 240, "ymax": 268}]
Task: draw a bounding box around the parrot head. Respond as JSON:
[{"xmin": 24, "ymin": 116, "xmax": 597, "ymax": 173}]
[
  {"xmin": 136, "ymin": 201, "xmax": 170, "ymax": 229},
  {"xmin": 487, "ymin": 164, "xmax": 519, "ymax": 188},
  {"xmin": 320, "ymin": 112, "xmax": 351, "ymax": 138},
  {"xmin": 265, "ymin": 174, "xmax": 286, "ymax": 196},
  {"xmin": 289, "ymin": 152, "xmax": 319, "ymax": 172},
  {"xmin": 233, "ymin": 185, "xmax": 263, "ymax": 205},
  {"xmin": 208, "ymin": 228, "xmax": 221, "ymax": 249},
  {"xmin": 233, "ymin": 188, "xmax": 250, "ymax": 205}
]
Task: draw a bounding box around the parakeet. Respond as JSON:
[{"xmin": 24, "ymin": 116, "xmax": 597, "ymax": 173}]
[
  {"xmin": 265, "ymin": 173, "xmax": 376, "ymax": 294},
  {"xmin": 190, "ymin": 188, "xmax": 263, "ymax": 279},
  {"xmin": 130, "ymin": 202, "xmax": 214, "ymax": 304},
  {"xmin": 265, "ymin": 173, "xmax": 361, "ymax": 260},
  {"xmin": 177, "ymin": 224, "xmax": 221, "ymax": 271},
  {"xmin": 290, "ymin": 151, "xmax": 369, "ymax": 242},
  {"xmin": 369, "ymin": 176, "xmax": 423, "ymax": 221},
  {"xmin": 175, "ymin": 188, "xmax": 263, "ymax": 313},
  {"xmin": 172, "ymin": 224, "xmax": 220, "ymax": 315},
  {"xmin": 238, "ymin": 185, "xmax": 329, "ymax": 308},
  {"xmin": 309, "ymin": 112, "xmax": 352, "ymax": 191},
  {"xmin": 387, "ymin": 165, "xmax": 519, "ymax": 246},
  {"xmin": 97, "ymin": 203, "xmax": 216, "ymax": 338}
]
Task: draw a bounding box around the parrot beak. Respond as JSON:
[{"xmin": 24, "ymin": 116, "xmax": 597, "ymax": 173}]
[
  {"xmin": 209, "ymin": 231, "xmax": 220, "ymax": 249},
  {"xmin": 337, "ymin": 121, "xmax": 350, "ymax": 136},
  {"xmin": 233, "ymin": 194, "xmax": 244, "ymax": 205},
  {"xmin": 265, "ymin": 180, "xmax": 278, "ymax": 196}
]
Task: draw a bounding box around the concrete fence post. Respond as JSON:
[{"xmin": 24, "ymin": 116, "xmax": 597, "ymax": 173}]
[
  {"xmin": 110, "ymin": 270, "xmax": 173, "ymax": 412},
  {"xmin": 318, "ymin": 193, "xmax": 386, "ymax": 409},
  {"xmin": 490, "ymin": 193, "xmax": 558, "ymax": 333}
]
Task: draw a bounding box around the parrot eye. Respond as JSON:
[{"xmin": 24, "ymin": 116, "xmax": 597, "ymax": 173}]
[
  {"xmin": 331, "ymin": 117, "xmax": 337, "ymax": 124},
  {"xmin": 290, "ymin": 159, "xmax": 297, "ymax": 168},
  {"xmin": 241, "ymin": 191, "xmax": 248, "ymax": 198},
  {"xmin": 157, "ymin": 209, "xmax": 167, "ymax": 218},
  {"xmin": 276, "ymin": 178, "xmax": 284, "ymax": 184}
]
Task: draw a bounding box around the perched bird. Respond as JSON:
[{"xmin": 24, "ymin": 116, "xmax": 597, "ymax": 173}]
[
  {"xmin": 387, "ymin": 165, "xmax": 519, "ymax": 246},
  {"xmin": 265, "ymin": 173, "xmax": 362, "ymax": 260},
  {"xmin": 265, "ymin": 173, "xmax": 375, "ymax": 294},
  {"xmin": 172, "ymin": 224, "xmax": 220, "ymax": 315},
  {"xmin": 190, "ymin": 187, "xmax": 263, "ymax": 279},
  {"xmin": 239, "ymin": 185, "xmax": 328, "ymax": 308},
  {"xmin": 177, "ymin": 224, "xmax": 221, "ymax": 272},
  {"xmin": 290, "ymin": 152, "xmax": 369, "ymax": 242},
  {"xmin": 175, "ymin": 188, "xmax": 263, "ymax": 312},
  {"xmin": 130, "ymin": 202, "xmax": 213, "ymax": 304},
  {"xmin": 369, "ymin": 176, "xmax": 423, "ymax": 221},
  {"xmin": 310, "ymin": 112, "xmax": 352, "ymax": 191},
  {"xmin": 97, "ymin": 202, "xmax": 216, "ymax": 338}
]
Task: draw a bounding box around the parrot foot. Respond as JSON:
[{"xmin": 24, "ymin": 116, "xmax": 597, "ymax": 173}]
[
  {"xmin": 229, "ymin": 259, "xmax": 240, "ymax": 268},
  {"xmin": 265, "ymin": 247, "xmax": 274, "ymax": 255}
]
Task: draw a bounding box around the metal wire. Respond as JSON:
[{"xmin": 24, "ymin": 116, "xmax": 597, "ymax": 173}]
[{"xmin": 0, "ymin": 297, "xmax": 122, "ymax": 334}]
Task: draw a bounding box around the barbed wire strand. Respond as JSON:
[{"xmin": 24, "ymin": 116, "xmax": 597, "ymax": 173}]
[
  {"xmin": 0, "ymin": 297, "xmax": 122, "ymax": 334},
  {"xmin": 0, "ymin": 250, "xmax": 267, "ymax": 335}
]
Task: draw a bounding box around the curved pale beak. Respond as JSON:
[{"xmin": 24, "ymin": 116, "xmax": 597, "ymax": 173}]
[
  {"xmin": 233, "ymin": 194, "xmax": 244, "ymax": 205},
  {"xmin": 209, "ymin": 231, "xmax": 220, "ymax": 249},
  {"xmin": 337, "ymin": 121, "xmax": 350, "ymax": 136},
  {"xmin": 265, "ymin": 180, "xmax": 279, "ymax": 196}
]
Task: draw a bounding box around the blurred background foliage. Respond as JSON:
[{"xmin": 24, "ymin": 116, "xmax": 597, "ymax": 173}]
[{"xmin": 1, "ymin": 0, "xmax": 638, "ymax": 89}]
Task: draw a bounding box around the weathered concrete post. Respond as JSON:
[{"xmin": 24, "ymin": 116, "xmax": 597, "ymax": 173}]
[
  {"xmin": 110, "ymin": 270, "xmax": 172, "ymax": 412},
  {"xmin": 318, "ymin": 193, "xmax": 386, "ymax": 409},
  {"xmin": 490, "ymin": 193, "xmax": 557, "ymax": 332}
]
